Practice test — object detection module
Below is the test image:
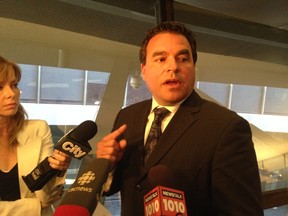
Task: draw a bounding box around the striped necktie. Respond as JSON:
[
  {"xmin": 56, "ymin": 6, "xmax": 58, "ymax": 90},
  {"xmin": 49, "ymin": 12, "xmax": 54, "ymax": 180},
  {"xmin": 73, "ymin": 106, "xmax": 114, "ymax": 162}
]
[{"xmin": 144, "ymin": 107, "xmax": 170, "ymax": 163}]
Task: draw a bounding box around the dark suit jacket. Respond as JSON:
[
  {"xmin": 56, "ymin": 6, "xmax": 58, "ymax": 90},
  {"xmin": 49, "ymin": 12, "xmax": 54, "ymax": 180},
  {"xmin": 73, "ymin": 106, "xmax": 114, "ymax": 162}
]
[{"xmin": 106, "ymin": 90, "xmax": 263, "ymax": 216}]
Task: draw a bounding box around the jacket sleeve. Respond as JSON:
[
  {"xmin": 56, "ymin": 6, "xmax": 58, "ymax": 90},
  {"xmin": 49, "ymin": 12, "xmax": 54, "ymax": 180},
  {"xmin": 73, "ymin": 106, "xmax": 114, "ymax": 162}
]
[
  {"xmin": 32, "ymin": 120, "xmax": 66, "ymax": 207},
  {"xmin": 211, "ymin": 117, "xmax": 263, "ymax": 215}
]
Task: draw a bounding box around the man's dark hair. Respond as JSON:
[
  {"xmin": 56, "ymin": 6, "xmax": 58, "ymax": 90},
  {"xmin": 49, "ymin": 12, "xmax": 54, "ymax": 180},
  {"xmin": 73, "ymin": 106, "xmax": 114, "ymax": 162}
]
[{"xmin": 139, "ymin": 21, "xmax": 197, "ymax": 65}]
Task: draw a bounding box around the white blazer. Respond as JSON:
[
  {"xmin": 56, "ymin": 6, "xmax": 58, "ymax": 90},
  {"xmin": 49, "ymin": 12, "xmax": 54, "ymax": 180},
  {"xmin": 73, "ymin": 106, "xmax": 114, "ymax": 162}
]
[{"xmin": 0, "ymin": 120, "xmax": 66, "ymax": 216}]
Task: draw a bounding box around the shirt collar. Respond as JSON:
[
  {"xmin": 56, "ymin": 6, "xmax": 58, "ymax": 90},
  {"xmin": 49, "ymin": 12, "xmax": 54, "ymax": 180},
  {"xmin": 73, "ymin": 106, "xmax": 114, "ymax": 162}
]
[
  {"xmin": 150, "ymin": 91, "xmax": 192, "ymax": 114},
  {"xmin": 151, "ymin": 97, "xmax": 183, "ymax": 115}
]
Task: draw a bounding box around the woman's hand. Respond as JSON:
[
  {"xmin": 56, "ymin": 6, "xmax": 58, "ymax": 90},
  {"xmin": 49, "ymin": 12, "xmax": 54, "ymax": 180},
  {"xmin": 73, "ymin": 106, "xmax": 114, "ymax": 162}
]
[{"xmin": 48, "ymin": 150, "xmax": 71, "ymax": 171}]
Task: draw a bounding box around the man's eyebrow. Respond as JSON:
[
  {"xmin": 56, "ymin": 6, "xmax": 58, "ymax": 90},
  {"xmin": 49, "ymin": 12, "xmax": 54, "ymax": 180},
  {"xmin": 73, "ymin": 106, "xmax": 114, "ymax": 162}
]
[
  {"xmin": 177, "ymin": 49, "xmax": 190, "ymax": 56},
  {"xmin": 151, "ymin": 51, "xmax": 166, "ymax": 58},
  {"xmin": 151, "ymin": 49, "xmax": 191, "ymax": 58}
]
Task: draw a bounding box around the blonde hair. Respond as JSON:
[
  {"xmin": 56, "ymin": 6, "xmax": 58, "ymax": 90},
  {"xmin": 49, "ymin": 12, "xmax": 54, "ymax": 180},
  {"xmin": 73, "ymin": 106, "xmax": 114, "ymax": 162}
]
[{"xmin": 0, "ymin": 56, "xmax": 28, "ymax": 145}]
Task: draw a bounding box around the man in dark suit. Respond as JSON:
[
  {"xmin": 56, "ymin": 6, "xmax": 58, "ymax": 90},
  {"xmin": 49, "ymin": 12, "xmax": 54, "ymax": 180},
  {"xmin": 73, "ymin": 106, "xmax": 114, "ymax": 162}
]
[{"xmin": 96, "ymin": 21, "xmax": 263, "ymax": 215}]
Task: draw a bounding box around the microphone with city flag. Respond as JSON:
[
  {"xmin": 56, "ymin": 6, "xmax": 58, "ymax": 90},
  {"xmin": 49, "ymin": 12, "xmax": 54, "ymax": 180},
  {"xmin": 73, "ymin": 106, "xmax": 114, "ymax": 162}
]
[
  {"xmin": 22, "ymin": 120, "xmax": 97, "ymax": 192},
  {"xmin": 144, "ymin": 165, "xmax": 187, "ymax": 216}
]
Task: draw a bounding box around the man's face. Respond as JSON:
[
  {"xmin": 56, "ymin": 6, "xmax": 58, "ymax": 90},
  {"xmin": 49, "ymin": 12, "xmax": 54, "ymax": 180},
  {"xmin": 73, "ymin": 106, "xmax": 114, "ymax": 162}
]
[{"xmin": 141, "ymin": 32, "xmax": 196, "ymax": 106}]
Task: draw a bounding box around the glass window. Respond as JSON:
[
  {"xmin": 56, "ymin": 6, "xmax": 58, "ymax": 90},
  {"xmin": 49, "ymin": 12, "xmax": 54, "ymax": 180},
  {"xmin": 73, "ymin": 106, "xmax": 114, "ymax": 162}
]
[
  {"xmin": 19, "ymin": 65, "xmax": 109, "ymax": 125},
  {"xmin": 40, "ymin": 66, "xmax": 84, "ymax": 104},
  {"xmin": 18, "ymin": 64, "xmax": 38, "ymax": 102},
  {"xmin": 265, "ymin": 87, "xmax": 288, "ymax": 115},
  {"xmin": 259, "ymin": 154, "xmax": 287, "ymax": 192},
  {"xmin": 231, "ymin": 84, "xmax": 263, "ymax": 114},
  {"xmin": 197, "ymin": 81, "xmax": 230, "ymax": 107},
  {"xmin": 86, "ymin": 71, "xmax": 110, "ymax": 105}
]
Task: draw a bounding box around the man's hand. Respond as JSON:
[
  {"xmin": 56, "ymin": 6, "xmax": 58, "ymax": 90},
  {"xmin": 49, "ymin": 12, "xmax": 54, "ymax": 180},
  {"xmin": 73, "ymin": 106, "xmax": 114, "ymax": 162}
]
[{"xmin": 96, "ymin": 124, "xmax": 127, "ymax": 170}]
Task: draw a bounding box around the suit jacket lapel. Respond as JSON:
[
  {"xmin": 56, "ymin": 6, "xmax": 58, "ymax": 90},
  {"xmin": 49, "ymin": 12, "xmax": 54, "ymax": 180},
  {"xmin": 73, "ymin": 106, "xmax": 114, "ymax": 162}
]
[
  {"xmin": 135, "ymin": 101, "xmax": 151, "ymax": 142},
  {"xmin": 17, "ymin": 124, "xmax": 42, "ymax": 198}
]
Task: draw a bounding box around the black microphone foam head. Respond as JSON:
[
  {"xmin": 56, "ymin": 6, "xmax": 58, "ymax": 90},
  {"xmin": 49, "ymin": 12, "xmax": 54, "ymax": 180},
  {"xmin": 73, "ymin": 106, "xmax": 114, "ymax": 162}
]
[
  {"xmin": 70, "ymin": 120, "xmax": 97, "ymax": 142},
  {"xmin": 148, "ymin": 164, "xmax": 175, "ymax": 188},
  {"xmin": 55, "ymin": 120, "xmax": 97, "ymax": 159}
]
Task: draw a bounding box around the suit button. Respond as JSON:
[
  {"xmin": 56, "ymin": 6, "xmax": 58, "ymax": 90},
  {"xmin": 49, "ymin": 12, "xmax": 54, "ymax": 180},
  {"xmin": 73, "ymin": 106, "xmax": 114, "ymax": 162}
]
[{"xmin": 136, "ymin": 184, "xmax": 142, "ymax": 192}]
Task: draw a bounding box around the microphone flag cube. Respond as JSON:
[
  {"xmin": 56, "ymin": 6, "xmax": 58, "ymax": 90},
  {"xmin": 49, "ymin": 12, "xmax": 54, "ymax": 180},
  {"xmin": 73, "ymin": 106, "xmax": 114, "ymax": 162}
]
[{"xmin": 144, "ymin": 186, "xmax": 187, "ymax": 216}]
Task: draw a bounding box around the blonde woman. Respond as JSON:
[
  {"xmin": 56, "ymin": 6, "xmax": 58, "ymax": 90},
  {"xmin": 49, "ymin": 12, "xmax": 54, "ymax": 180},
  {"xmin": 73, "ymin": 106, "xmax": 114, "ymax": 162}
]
[{"xmin": 0, "ymin": 56, "xmax": 71, "ymax": 216}]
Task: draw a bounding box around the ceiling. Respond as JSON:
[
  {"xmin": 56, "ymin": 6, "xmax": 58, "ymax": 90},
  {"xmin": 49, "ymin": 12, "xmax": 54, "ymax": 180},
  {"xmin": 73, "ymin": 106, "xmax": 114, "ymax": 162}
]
[{"xmin": 0, "ymin": 0, "xmax": 287, "ymax": 66}]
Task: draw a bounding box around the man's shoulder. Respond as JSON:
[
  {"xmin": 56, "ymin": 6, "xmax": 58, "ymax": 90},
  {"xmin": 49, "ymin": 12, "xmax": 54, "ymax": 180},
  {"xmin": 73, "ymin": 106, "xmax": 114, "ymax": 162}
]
[
  {"xmin": 201, "ymin": 99, "xmax": 246, "ymax": 124},
  {"xmin": 121, "ymin": 99, "xmax": 151, "ymax": 112}
]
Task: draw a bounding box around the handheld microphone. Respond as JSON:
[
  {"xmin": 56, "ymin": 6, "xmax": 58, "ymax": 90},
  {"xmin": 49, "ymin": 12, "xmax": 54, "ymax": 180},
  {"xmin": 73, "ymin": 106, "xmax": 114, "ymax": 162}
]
[
  {"xmin": 144, "ymin": 165, "xmax": 187, "ymax": 216},
  {"xmin": 53, "ymin": 158, "xmax": 111, "ymax": 216},
  {"xmin": 22, "ymin": 120, "xmax": 97, "ymax": 192}
]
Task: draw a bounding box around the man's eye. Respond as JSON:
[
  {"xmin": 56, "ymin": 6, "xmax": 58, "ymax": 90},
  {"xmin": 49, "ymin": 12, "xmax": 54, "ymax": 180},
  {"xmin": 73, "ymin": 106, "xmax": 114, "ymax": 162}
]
[
  {"xmin": 178, "ymin": 57, "xmax": 188, "ymax": 62},
  {"xmin": 155, "ymin": 57, "xmax": 165, "ymax": 62}
]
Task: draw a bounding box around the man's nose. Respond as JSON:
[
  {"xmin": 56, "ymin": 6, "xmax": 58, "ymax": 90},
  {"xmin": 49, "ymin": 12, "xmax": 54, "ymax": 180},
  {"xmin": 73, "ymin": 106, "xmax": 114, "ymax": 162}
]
[{"xmin": 167, "ymin": 58, "xmax": 179, "ymax": 72}]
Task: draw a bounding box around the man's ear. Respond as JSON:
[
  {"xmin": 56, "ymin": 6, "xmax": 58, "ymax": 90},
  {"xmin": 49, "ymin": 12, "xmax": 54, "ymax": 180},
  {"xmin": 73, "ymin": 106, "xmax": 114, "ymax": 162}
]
[{"xmin": 141, "ymin": 63, "xmax": 146, "ymax": 81}]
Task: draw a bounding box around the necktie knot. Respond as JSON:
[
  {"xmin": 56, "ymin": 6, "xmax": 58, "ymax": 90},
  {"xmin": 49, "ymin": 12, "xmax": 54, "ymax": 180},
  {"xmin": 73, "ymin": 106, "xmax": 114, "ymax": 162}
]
[{"xmin": 153, "ymin": 107, "xmax": 170, "ymax": 123}]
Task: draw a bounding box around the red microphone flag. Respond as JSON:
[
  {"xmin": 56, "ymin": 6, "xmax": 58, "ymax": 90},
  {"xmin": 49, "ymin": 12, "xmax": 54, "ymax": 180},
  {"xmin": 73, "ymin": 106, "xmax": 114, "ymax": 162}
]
[{"xmin": 144, "ymin": 186, "xmax": 187, "ymax": 216}]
